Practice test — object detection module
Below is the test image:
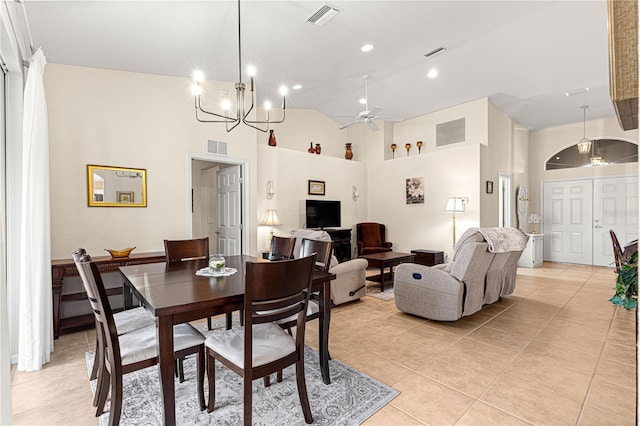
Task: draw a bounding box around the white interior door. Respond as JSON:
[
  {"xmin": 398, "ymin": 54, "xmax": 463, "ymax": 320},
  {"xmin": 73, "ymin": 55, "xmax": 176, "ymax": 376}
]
[
  {"xmin": 593, "ymin": 177, "xmax": 638, "ymax": 266},
  {"xmin": 216, "ymin": 165, "xmax": 242, "ymax": 255},
  {"xmin": 543, "ymin": 180, "xmax": 593, "ymax": 264}
]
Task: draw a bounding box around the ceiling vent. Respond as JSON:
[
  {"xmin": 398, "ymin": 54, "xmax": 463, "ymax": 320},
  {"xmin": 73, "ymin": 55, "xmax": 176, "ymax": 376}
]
[
  {"xmin": 306, "ymin": 3, "xmax": 341, "ymax": 26},
  {"xmin": 207, "ymin": 139, "xmax": 228, "ymax": 156},
  {"xmin": 424, "ymin": 47, "xmax": 447, "ymax": 59}
]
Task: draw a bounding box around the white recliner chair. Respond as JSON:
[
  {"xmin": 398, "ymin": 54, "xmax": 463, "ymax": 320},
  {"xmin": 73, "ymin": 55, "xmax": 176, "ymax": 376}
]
[{"xmin": 290, "ymin": 229, "xmax": 369, "ymax": 305}]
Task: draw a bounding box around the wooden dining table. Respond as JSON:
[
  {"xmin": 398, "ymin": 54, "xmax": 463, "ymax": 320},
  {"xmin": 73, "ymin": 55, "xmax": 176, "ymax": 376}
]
[{"xmin": 119, "ymin": 254, "xmax": 335, "ymax": 426}]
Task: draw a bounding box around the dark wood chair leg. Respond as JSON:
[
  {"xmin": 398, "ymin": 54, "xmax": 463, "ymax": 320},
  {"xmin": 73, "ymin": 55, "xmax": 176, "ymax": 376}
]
[
  {"xmin": 90, "ymin": 335, "xmax": 100, "ymax": 381},
  {"xmin": 244, "ymin": 374, "xmax": 252, "ymax": 426},
  {"xmin": 109, "ymin": 372, "xmax": 123, "ymax": 426},
  {"xmin": 95, "ymin": 368, "xmax": 110, "ymax": 416},
  {"xmin": 197, "ymin": 346, "xmax": 205, "ymax": 410},
  {"xmin": 277, "ymin": 369, "xmax": 283, "ymax": 382},
  {"xmin": 225, "ymin": 312, "xmax": 232, "ymax": 330},
  {"xmin": 178, "ymin": 358, "xmax": 185, "ymax": 383},
  {"xmin": 239, "ymin": 309, "xmax": 244, "ymax": 326},
  {"xmin": 207, "ymin": 317, "xmax": 213, "ymax": 330},
  {"xmin": 206, "ymin": 351, "xmax": 216, "ymax": 413},
  {"xmin": 295, "ymin": 358, "xmax": 313, "ymax": 424},
  {"xmin": 263, "ymin": 375, "xmax": 271, "ymax": 387}
]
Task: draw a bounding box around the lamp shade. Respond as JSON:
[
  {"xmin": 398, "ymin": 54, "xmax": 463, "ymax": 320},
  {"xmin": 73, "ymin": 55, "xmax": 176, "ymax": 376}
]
[
  {"xmin": 260, "ymin": 209, "xmax": 282, "ymax": 226},
  {"xmin": 528, "ymin": 213, "xmax": 541, "ymax": 224},
  {"xmin": 444, "ymin": 197, "xmax": 466, "ymax": 213}
]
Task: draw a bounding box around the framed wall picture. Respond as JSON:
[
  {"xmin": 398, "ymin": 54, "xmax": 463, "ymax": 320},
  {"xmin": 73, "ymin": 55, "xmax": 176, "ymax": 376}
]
[
  {"xmin": 308, "ymin": 180, "xmax": 325, "ymax": 195},
  {"xmin": 486, "ymin": 180, "xmax": 494, "ymax": 194},
  {"xmin": 406, "ymin": 177, "xmax": 424, "ymax": 204}
]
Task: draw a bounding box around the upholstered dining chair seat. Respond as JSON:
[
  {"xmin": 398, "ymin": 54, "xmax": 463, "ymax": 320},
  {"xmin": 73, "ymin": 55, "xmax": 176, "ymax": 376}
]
[
  {"xmin": 113, "ymin": 307, "xmax": 155, "ymax": 335},
  {"xmin": 274, "ymin": 300, "xmax": 319, "ymax": 325},
  {"xmin": 118, "ymin": 323, "xmax": 205, "ymax": 366},
  {"xmin": 205, "ymin": 323, "xmax": 296, "ymax": 369}
]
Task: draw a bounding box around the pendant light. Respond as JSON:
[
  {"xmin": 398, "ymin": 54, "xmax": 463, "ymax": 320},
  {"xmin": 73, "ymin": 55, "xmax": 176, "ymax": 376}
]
[{"xmin": 576, "ymin": 105, "xmax": 592, "ymax": 154}]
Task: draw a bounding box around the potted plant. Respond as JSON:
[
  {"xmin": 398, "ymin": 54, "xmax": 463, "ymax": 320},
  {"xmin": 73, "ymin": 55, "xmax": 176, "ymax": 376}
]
[{"xmin": 610, "ymin": 251, "xmax": 638, "ymax": 309}]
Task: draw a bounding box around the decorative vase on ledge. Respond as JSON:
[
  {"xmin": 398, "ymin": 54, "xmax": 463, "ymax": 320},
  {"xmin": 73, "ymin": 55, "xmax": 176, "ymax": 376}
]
[
  {"xmin": 345, "ymin": 143, "xmax": 353, "ymax": 160},
  {"xmin": 315, "ymin": 143, "xmax": 321, "ymax": 155},
  {"xmin": 308, "ymin": 142, "xmax": 315, "ymax": 153},
  {"xmin": 268, "ymin": 130, "xmax": 277, "ymax": 147}
]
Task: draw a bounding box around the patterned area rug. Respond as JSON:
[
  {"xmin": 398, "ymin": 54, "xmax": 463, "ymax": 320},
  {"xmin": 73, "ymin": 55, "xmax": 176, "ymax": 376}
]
[
  {"xmin": 365, "ymin": 282, "xmax": 395, "ymax": 301},
  {"xmin": 87, "ymin": 320, "xmax": 398, "ymax": 425}
]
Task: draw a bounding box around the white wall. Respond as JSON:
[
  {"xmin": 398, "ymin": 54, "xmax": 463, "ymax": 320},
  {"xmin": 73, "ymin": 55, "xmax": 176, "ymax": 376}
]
[
  {"xmin": 256, "ymin": 144, "xmax": 367, "ymax": 254},
  {"xmin": 360, "ymin": 99, "xmax": 487, "ymax": 257},
  {"xmin": 482, "ymin": 101, "xmax": 530, "ymax": 228},
  {"xmin": 262, "ymin": 108, "xmax": 351, "ymax": 160},
  {"xmin": 528, "ymin": 116, "xmax": 638, "ymax": 216},
  {"xmin": 46, "ymin": 64, "xmax": 260, "ymax": 258}
]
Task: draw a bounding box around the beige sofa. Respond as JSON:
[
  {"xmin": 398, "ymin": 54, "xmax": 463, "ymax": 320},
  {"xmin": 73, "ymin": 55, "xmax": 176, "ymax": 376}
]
[
  {"xmin": 394, "ymin": 227, "xmax": 528, "ymax": 321},
  {"xmin": 290, "ymin": 230, "xmax": 368, "ymax": 305}
]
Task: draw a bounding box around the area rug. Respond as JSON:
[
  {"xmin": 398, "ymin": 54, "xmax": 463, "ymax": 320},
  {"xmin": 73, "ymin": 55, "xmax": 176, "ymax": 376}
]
[
  {"xmin": 86, "ymin": 320, "xmax": 398, "ymax": 425},
  {"xmin": 365, "ymin": 282, "xmax": 394, "ymax": 301}
]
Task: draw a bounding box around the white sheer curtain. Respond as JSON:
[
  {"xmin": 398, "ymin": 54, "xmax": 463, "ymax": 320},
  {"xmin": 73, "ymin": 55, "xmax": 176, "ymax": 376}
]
[{"xmin": 17, "ymin": 48, "xmax": 52, "ymax": 371}]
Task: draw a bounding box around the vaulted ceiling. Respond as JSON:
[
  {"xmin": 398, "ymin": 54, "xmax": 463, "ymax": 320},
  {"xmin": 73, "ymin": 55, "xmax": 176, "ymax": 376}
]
[{"xmin": 24, "ymin": 1, "xmax": 615, "ymax": 131}]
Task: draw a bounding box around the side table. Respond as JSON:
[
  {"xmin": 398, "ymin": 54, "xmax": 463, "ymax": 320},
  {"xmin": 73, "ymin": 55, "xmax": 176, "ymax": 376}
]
[{"xmin": 411, "ymin": 249, "xmax": 445, "ymax": 266}]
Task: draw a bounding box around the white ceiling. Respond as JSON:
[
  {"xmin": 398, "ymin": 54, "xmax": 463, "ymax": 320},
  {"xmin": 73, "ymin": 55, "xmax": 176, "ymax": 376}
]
[{"xmin": 24, "ymin": 0, "xmax": 615, "ymax": 131}]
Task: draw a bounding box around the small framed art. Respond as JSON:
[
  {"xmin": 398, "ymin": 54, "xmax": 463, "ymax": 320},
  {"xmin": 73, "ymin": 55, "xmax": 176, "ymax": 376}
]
[{"xmin": 308, "ymin": 180, "xmax": 325, "ymax": 196}]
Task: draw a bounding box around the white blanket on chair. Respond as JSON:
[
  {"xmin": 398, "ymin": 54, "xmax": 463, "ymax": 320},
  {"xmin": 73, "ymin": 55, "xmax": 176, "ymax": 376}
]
[{"xmin": 477, "ymin": 227, "xmax": 528, "ymax": 253}]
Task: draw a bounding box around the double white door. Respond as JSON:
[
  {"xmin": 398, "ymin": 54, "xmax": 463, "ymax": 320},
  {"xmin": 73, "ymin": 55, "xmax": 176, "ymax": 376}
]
[{"xmin": 543, "ymin": 176, "xmax": 638, "ymax": 266}]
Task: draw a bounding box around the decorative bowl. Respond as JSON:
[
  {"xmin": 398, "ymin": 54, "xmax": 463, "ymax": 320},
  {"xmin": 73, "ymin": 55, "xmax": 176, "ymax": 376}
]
[{"xmin": 105, "ymin": 247, "xmax": 136, "ymax": 258}]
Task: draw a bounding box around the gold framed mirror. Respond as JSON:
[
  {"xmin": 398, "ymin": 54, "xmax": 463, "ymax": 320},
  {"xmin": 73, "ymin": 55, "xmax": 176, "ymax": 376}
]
[{"xmin": 87, "ymin": 164, "xmax": 147, "ymax": 207}]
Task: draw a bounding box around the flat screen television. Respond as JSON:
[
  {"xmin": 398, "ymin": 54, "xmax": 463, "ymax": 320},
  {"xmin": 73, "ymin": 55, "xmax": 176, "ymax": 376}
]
[{"xmin": 305, "ymin": 200, "xmax": 341, "ymax": 229}]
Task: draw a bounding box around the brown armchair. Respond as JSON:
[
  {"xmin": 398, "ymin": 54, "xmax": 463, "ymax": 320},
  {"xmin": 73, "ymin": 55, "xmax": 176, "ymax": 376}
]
[{"xmin": 356, "ymin": 222, "xmax": 392, "ymax": 255}]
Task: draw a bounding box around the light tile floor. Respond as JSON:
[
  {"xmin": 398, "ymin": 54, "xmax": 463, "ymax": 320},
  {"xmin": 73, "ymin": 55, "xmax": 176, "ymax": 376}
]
[{"xmin": 11, "ymin": 262, "xmax": 637, "ymax": 425}]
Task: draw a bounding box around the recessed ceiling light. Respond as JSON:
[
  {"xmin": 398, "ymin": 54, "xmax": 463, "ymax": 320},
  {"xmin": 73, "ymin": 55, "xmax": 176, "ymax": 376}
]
[
  {"xmin": 292, "ymin": 84, "xmax": 302, "ymax": 90},
  {"xmin": 427, "ymin": 69, "xmax": 438, "ymax": 79},
  {"xmin": 361, "ymin": 44, "xmax": 374, "ymax": 52},
  {"xmin": 359, "ymin": 98, "xmax": 367, "ymax": 105}
]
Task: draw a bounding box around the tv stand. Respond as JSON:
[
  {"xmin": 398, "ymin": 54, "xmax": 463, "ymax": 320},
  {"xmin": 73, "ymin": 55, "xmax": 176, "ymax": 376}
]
[{"xmin": 325, "ymin": 229, "xmax": 352, "ymax": 263}]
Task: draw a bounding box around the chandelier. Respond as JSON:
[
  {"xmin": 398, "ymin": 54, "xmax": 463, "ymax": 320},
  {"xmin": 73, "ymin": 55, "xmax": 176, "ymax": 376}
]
[
  {"xmin": 191, "ymin": 0, "xmax": 287, "ymax": 132},
  {"xmin": 576, "ymin": 105, "xmax": 592, "ymax": 154}
]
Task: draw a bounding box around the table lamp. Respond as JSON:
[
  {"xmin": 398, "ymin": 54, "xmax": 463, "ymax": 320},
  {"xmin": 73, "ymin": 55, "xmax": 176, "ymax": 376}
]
[
  {"xmin": 260, "ymin": 209, "xmax": 282, "ymax": 248},
  {"xmin": 444, "ymin": 197, "xmax": 467, "ymax": 249},
  {"xmin": 528, "ymin": 213, "xmax": 542, "ymax": 234}
]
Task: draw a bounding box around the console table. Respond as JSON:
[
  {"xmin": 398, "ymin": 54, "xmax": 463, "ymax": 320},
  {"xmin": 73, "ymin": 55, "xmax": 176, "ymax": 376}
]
[
  {"xmin": 51, "ymin": 251, "xmax": 165, "ymax": 338},
  {"xmin": 325, "ymin": 229, "xmax": 352, "ymax": 262}
]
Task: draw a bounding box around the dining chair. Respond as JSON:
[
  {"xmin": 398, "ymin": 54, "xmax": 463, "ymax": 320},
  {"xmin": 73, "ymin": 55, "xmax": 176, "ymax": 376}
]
[
  {"xmin": 610, "ymin": 229, "xmax": 624, "ymax": 272},
  {"xmin": 72, "ymin": 249, "xmax": 158, "ymax": 408},
  {"xmin": 73, "ymin": 250, "xmax": 206, "ymax": 424},
  {"xmin": 266, "ymin": 238, "xmax": 333, "ymax": 386},
  {"xmin": 267, "ymin": 236, "xmax": 296, "ymax": 261},
  {"xmin": 205, "ymin": 255, "xmax": 316, "ymax": 425},
  {"xmin": 164, "ymin": 237, "xmax": 236, "ymax": 333}
]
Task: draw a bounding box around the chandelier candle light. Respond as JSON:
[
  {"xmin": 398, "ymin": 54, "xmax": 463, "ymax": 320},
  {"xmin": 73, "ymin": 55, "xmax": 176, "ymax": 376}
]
[
  {"xmin": 576, "ymin": 105, "xmax": 592, "ymax": 155},
  {"xmin": 191, "ymin": 0, "xmax": 287, "ymax": 132}
]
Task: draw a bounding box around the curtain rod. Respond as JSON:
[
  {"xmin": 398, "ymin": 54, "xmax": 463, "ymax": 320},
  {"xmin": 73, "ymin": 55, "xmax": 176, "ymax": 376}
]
[{"xmin": 14, "ymin": 0, "xmax": 36, "ymax": 55}]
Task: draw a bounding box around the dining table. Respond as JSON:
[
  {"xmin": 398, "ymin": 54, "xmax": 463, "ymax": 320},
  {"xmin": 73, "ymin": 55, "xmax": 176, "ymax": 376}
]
[{"xmin": 119, "ymin": 254, "xmax": 335, "ymax": 426}]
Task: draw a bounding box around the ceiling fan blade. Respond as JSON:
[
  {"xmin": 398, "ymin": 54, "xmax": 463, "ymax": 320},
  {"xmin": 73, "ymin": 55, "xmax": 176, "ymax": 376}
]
[
  {"xmin": 339, "ymin": 120, "xmax": 363, "ymax": 130},
  {"xmin": 336, "ymin": 114, "xmax": 357, "ymax": 118},
  {"xmin": 367, "ymin": 120, "xmax": 379, "ymax": 132},
  {"xmin": 369, "ymin": 106, "xmax": 383, "ymax": 116}
]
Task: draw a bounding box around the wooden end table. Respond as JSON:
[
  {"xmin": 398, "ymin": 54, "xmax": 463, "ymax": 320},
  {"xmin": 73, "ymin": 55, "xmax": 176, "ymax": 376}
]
[{"xmin": 359, "ymin": 252, "xmax": 415, "ymax": 292}]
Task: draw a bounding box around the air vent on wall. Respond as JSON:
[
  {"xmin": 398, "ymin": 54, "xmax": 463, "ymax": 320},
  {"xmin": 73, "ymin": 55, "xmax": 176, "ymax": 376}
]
[
  {"xmin": 436, "ymin": 118, "xmax": 465, "ymax": 146},
  {"xmin": 306, "ymin": 3, "xmax": 341, "ymax": 26},
  {"xmin": 207, "ymin": 139, "xmax": 228, "ymax": 156}
]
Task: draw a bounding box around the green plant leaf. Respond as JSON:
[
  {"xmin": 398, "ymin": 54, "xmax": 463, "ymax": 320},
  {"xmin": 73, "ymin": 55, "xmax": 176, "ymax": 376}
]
[{"xmin": 610, "ymin": 295, "xmax": 624, "ymax": 305}]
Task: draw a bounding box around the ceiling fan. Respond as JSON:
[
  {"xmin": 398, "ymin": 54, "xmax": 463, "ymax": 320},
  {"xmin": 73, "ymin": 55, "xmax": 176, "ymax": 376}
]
[{"xmin": 338, "ymin": 75, "xmax": 384, "ymax": 132}]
